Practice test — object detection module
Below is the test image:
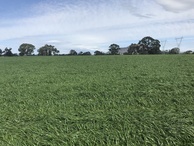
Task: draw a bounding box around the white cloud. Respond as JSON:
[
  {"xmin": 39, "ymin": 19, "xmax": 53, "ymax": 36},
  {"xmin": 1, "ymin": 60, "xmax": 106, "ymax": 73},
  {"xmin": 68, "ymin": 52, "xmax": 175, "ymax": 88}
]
[
  {"xmin": 46, "ymin": 40, "xmax": 61, "ymax": 44},
  {"xmin": 156, "ymin": 0, "xmax": 194, "ymax": 12}
]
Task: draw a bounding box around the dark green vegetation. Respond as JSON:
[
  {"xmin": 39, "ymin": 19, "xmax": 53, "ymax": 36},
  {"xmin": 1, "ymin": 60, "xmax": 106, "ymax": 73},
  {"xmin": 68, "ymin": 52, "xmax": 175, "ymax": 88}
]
[{"xmin": 0, "ymin": 55, "xmax": 194, "ymax": 145}]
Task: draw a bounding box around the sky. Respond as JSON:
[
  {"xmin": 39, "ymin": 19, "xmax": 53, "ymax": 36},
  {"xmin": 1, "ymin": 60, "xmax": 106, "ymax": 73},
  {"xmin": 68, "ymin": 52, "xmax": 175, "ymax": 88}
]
[{"xmin": 0, "ymin": 0, "xmax": 194, "ymax": 54}]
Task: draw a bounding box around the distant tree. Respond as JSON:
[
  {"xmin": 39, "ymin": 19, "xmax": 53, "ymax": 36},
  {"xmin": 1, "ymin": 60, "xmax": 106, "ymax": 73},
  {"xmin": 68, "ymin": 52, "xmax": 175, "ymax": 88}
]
[
  {"xmin": 169, "ymin": 47, "xmax": 180, "ymax": 54},
  {"xmin": 150, "ymin": 39, "xmax": 161, "ymax": 54},
  {"xmin": 0, "ymin": 49, "xmax": 2, "ymax": 56},
  {"xmin": 69, "ymin": 50, "xmax": 77, "ymax": 55},
  {"xmin": 53, "ymin": 48, "xmax": 60, "ymax": 55},
  {"xmin": 37, "ymin": 44, "xmax": 59, "ymax": 56},
  {"xmin": 78, "ymin": 51, "xmax": 83, "ymax": 55},
  {"xmin": 3, "ymin": 48, "xmax": 13, "ymax": 56},
  {"xmin": 109, "ymin": 44, "xmax": 120, "ymax": 55},
  {"xmin": 183, "ymin": 50, "xmax": 193, "ymax": 54},
  {"xmin": 138, "ymin": 36, "xmax": 161, "ymax": 54},
  {"xmin": 128, "ymin": 44, "xmax": 139, "ymax": 55},
  {"xmin": 82, "ymin": 51, "xmax": 91, "ymax": 55},
  {"xmin": 18, "ymin": 43, "xmax": 35, "ymax": 56},
  {"xmin": 94, "ymin": 50, "xmax": 105, "ymax": 55}
]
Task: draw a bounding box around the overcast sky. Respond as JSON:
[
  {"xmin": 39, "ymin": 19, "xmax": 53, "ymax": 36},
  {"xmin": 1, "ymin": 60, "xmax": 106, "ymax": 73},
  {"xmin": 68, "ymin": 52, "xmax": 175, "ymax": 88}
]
[{"xmin": 0, "ymin": 0, "xmax": 194, "ymax": 54}]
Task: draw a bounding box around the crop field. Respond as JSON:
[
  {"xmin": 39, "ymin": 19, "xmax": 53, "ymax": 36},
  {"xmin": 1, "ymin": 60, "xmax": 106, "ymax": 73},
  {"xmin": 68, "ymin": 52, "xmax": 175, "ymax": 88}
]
[{"xmin": 0, "ymin": 55, "xmax": 194, "ymax": 145}]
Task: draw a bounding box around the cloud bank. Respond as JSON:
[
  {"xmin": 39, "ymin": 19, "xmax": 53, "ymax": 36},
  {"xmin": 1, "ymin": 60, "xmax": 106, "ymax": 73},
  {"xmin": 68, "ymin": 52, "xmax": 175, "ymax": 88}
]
[{"xmin": 0, "ymin": 0, "xmax": 194, "ymax": 53}]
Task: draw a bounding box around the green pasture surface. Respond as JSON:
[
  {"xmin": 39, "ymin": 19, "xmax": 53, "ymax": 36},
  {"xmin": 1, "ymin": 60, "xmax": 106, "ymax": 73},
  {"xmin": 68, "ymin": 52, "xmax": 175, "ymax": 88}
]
[{"xmin": 0, "ymin": 55, "xmax": 194, "ymax": 145}]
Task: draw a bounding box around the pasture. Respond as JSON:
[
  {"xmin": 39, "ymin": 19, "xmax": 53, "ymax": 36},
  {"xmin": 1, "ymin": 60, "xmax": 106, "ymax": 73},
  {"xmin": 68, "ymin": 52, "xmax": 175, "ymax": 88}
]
[{"xmin": 0, "ymin": 55, "xmax": 194, "ymax": 145}]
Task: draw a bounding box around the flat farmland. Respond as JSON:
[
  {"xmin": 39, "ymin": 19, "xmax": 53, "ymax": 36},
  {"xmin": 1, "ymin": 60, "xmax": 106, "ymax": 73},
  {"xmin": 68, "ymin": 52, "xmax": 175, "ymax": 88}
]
[{"xmin": 0, "ymin": 55, "xmax": 194, "ymax": 145}]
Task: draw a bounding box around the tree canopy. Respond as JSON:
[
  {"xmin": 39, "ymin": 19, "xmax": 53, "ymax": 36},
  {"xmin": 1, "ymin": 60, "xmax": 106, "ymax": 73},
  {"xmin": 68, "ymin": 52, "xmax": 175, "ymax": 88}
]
[
  {"xmin": 0, "ymin": 49, "xmax": 2, "ymax": 56},
  {"xmin": 3, "ymin": 48, "xmax": 13, "ymax": 56},
  {"xmin": 94, "ymin": 50, "xmax": 105, "ymax": 55},
  {"xmin": 138, "ymin": 36, "xmax": 161, "ymax": 54},
  {"xmin": 37, "ymin": 44, "xmax": 59, "ymax": 56},
  {"xmin": 109, "ymin": 44, "xmax": 120, "ymax": 55},
  {"xmin": 18, "ymin": 43, "xmax": 35, "ymax": 56},
  {"xmin": 127, "ymin": 36, "xmax": 161, "ymax": 55},
  {"xmin": 128, "ymin": 44, "xmax": 139, "ymax": 55},
  {"xmin": 169, "ymin": 47, "xmax": 180, "ymax": 54},
  {"xmin": 68, "ymin": 50, "xmax": 77, "ymax": 55},
  {"xmin": 82, "ymin": 51, "xmax": 91, "ymax": 55}
]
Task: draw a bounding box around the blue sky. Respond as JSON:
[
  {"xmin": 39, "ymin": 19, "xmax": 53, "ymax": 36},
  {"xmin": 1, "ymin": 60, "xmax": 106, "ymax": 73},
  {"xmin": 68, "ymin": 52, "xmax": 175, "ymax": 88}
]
[{"xmin": 0, "ymin": 0, "xmax": 194, "ymax": 54}]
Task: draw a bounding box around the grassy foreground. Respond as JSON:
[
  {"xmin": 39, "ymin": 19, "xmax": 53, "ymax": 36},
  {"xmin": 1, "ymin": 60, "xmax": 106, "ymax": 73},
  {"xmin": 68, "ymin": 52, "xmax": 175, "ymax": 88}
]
[{"xmin": 0, "ymin": 55, "xmax": 194, "ymax": 145}]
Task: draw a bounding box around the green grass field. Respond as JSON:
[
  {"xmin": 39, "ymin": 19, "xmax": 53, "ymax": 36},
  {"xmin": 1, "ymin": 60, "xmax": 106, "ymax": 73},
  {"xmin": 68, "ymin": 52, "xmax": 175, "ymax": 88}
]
[{"xmin": 0, "ymin": 55, "xmax": 194, "ymax": 145}]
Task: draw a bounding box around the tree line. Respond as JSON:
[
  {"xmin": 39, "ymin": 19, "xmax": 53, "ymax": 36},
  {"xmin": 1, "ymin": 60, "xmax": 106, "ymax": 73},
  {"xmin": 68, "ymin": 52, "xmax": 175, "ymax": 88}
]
[
  {"xmin": 0, "ymin": 43, "xmax": 93, "ymax": 56},
  {"xmin": 0, "ymin": 44, "xmax": 60, "ymax": 56},
  {"xmin": 0, "ymin": 36, "xmax": 193, "ymax": 56},
  {"xmin": 107, "ymin": 36, "xmax": 193, "ymax": 55}
]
